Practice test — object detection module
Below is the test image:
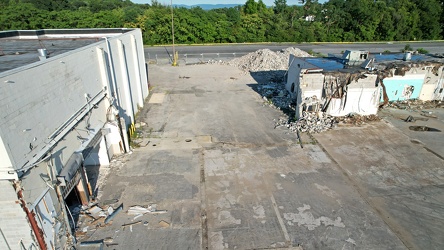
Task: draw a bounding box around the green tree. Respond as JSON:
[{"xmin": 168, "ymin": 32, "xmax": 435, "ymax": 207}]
[
  {"xmin": 274, "ymin": 0, "xmax": 287, "ymax": 14},
  {"xmin": 0, "ymin": 3, "xmax": 47, "ymax": 30},
  {"xmin": 411, "ymin": 0, "xmax": 442, "ymax": 39},
  {"xmin": 244, "ymin": 0, "xmax": 258, "ymax": 15}
]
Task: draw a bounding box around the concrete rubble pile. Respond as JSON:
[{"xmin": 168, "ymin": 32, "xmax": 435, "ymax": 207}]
[
  {"xmin": 75, "ymin": 201, "xmax": 168, "ymax": 246},
  {"xmin": 74, "ymin": 202, "xmax": 123, "ymax": 239},
  {"xmin": 387, "ymin": 100, "xmax": 444, "ymax": 110},
  {"xmin": 275, "ymin": 112, "xmax": 337, "ymax": 134},
  {"xmin": 275, "ymin": 112, "xmax": 382, "ymax": 134},
  {"xmin": 258, "ymin": 81, "xmax": 293, "ymax": 110},
  {"xmin": 229, "ymin": 47, "xmax": 312, "ymax": 72},
  {"xmin": 334, "ymin": 113, "xmax": 381, "ymax": 126}
]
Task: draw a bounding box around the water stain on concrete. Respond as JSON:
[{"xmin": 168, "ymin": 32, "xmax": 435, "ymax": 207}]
[
  {"xmin": 314, "ymin": 183, "xmax": 338, "ymax": 198},
  {"xmin": 217, "ymin": 210, "xmax": 241, "ymax": 226},
  {"xmin": 284, "ymin": 204, "xmax": 345, "ymax": 230}
]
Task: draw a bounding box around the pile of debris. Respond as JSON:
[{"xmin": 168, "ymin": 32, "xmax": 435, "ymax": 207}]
[
  {"xmin": 334, "ymin": 113, "xmax": 380, "ymax": 126},
  {"xmin": 75, "ymin": 201, "xmax": 168, "ymax": 246},
  {"xmin": 229, "ymin": 47, "xmax": 312, "ymax": 72},
  {"xmin": 258, "ymin": 81, "xmax": 294, "ymax": 111},
  {"xmin": 387, "ymin": 100, "xmax": 444, "ymax": 110},
  {"xmin": 75, "ymin": 202, "xmax": 123, "ymax": 239},
  {"xmin": 275, "ymin": 112, "xmax": 337, "ymax": 134}
]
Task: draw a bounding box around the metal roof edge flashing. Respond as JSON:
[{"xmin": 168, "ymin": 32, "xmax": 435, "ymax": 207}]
[{"xmin": 0, "ymin": 28, "xmax": 135, "ymax": 40}]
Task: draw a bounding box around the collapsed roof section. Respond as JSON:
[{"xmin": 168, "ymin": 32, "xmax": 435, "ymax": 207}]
[{"xmin": 286, "ymin": 51, "xmax": 444, "ymax": 118}]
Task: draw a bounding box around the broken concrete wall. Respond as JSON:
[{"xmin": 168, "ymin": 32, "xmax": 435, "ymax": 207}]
[
  {"xmin": 288, "ymin": 56, "xmax": 380, "ymax": 117},
  {"xmin": 379, "ymin": 62, "xmax": 444, "ymax": 102},
  {"xmin": 295, "ymin": 73, "xmax": 325, "ymax": 118},
  {"xmin": 326, "ymin": 74, "xmax": 380, "ymax": 116},
  {"xmin": 419, "ymin": 65, "xmax": 444, "ymax": 101},
  {"xmin": 383, "ymin": 73, "xmax": 425, "ymax": 101},
  {"xmin": 286, "ymin": 56, "xmax": 322, "ymax": 98},
  {"xmin": 434, "ymin": 66, "xmax": 444, "ymax": 101},
  {"xmin": 287, "ymin": 56, "xmax": 324, "ymax": 118}
]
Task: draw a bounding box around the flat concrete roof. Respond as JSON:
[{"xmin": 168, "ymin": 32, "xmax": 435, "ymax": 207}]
[{"xmin": 0, "ymin": 28, "xmax": 132, "ymax": 73}]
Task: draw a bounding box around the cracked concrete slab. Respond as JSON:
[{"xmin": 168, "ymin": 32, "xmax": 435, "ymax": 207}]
[{"xmin": 314, "ymin": 122, "xmax": 444, "ymax": 250}]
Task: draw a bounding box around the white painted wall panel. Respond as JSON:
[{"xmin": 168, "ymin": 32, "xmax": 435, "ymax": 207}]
[{"xmin": 0, "ymin": 136, "xmax": 16, "ymax": 180}]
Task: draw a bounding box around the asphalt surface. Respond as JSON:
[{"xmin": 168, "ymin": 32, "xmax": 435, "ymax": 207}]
[
  {"xmin": 145, "ymin": 42, "xmax": 444, "ymax": 63},
  {"xmin": 78, "ymin": 64, "xmax": 444, "ymax": 250}
]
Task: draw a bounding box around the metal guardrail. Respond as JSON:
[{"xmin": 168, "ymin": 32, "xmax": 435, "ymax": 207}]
[{"xmin": 146, "ymin": 52, "xmax": 249, "ymax": 65}]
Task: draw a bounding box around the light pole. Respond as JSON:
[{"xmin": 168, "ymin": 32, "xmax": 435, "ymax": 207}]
[{"xmin": 171, "ymin": 0, "xmax": 177, "ymax": 66}]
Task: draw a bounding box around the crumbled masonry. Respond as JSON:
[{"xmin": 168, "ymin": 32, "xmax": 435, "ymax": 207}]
[{"xmin": 275, "ymin": 112, "xmax": 337, "ymax": 134}]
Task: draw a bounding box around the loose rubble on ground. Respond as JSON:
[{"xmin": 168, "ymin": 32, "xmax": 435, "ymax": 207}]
[
  {"xmin": 275, "ymin": 112, "xmax": 337, "ymax": 134},
  {"xmin": 74, "ymin": 199, "xmax": 167, "ymax": 247},
  {"xmin": 73, "ymin": 150, "xmax": 169, "ymax": 247},
  {"xmin": 387, "ymin": 100, "xmax": 444, "ymax": 110}
]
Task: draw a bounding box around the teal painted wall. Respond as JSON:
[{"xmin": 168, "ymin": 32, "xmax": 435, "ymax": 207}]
[{"xmin": 382, "ymin": 77, "xmax": 424, "ymax": 101}]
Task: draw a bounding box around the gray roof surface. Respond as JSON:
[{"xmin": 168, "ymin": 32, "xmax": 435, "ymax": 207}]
[
  {"xmin": 0, "ymin": 28, "xmax": 132, "ymax": 74},
  {"xmin": 0, "ymin": 38, "xmax": 100, "ymax": 73}
]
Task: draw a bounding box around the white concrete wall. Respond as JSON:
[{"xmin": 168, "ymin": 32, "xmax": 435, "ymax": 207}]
[
  {"xmin": 0, "ymin": 44, "xmax": 106, "ymax": 170},
  {"xmin": 0, "ymin": 181, "xmax": 36, "ymax": 250},
  {"xmin": 84, "ymin": 137, "xmax": 110, "ymax": 166},
  {"xmin": 104, "ymin": 122, "xmax": 123, "ymax": 156},
  {"xmin": 0, "ymin": 29, "xmax": 147, "ymax": 173},
  {"xmin": 419, "ymin": 66, "xmax": 444, "ymax": 101},
  {"xmin": 105, "ymin": 30, "xmax": 149, "ymax": 126},
  {"xmin": 0, "ymin": 136, "xmax": 16, "ymax": 180},
  {"xmin": 286, "ymin": 56, "xmax": 321, "ymax": 98},
  {"xmin": 327, "ymin": 75, "xmax": 379, "ymax": 116}
]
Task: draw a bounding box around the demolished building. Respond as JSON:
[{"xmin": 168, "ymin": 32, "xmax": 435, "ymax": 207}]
[
  {"xmin": 286, "ymin": 50, "xmax": 444, "ymax": 118},
  {"xmin": 0, "ymin": 28, "xmax": 148, "ymax": 249}
]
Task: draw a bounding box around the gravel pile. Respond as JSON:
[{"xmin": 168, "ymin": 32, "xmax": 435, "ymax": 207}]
[
  {"xmin": 229, "ymin": 47, "xmax": 312, "ymax": 72},
  {"xmin": 275, "ymin": 112, "xmax": 337, "ymax": 134}
]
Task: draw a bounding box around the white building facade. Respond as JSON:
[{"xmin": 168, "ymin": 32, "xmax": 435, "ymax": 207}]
[{"xmin": 0, "ymin": 28, "xmax": 148, "ymax": 250}]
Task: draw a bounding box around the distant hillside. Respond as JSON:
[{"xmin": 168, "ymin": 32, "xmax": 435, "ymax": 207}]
[{"xmin": 173, "ymin": 4, "xmax": 241, "ymax": 10}]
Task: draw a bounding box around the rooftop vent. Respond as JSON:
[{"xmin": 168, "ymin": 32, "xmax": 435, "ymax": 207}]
[
  {"xmin": 38, "ymin": 48, "xmax": 48, "ymax": 60},
  {"xmin": 403, "ymin": 52, "xmax": 412, "ymax": 61}
]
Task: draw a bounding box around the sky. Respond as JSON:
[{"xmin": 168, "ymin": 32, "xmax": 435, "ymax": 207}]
[{"xmin": 131, "ymin": 0, "xmax": 328, "ymax": 5}]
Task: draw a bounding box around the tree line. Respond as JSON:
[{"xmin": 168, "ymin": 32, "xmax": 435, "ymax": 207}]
[{"xmin": 0, "ymin": 0, "xmax": 443, "ymax": 45}]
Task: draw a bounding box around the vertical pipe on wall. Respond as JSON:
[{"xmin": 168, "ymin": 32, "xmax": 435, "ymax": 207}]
[
  {"xmin": 104, "ymin": 37, "xmax": 120, "ymax": 109},
  {"xmin": 130, "ymin": 35, "xmax": 144, "ymax": 109},
  {"xmin": 117, "ymin": 39, "xmax": 135, "ymax": 125},
  {"xmin": 96, "ymin": 48, "xmax": 113, "ymax": 102}
]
